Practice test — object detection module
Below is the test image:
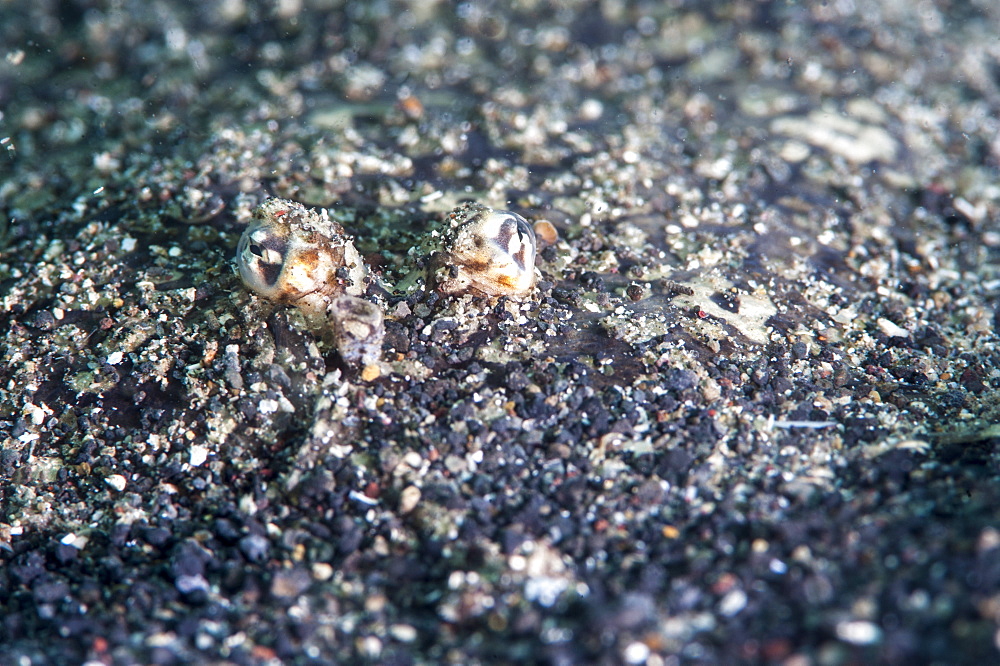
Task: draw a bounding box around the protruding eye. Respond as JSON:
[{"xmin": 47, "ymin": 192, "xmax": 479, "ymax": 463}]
[
  {"xmin": 433, "ymin": 204, "xmax": 538, "ymax": 297},
  {"xmin": 236, "ymin": 197, "xmax": 368, "ymax": 311}
]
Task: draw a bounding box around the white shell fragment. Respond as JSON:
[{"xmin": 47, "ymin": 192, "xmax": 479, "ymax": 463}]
[
  {"xmin": 237, "ymin": 198, "xmax": 367, "ymax": 316},
  {"xmin": 431, "ymin": 202, "xmax": 538, "ymax": 298},
  {"xmin": 876, "ymin": 317, "xmax": 909, "ymax": 338},
  {"xmin": 327, "ymin": 295, "xmax": 386, "ymax": 366}
]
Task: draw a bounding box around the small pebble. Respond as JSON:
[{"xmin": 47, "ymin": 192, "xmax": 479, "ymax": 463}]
[
  {"xmin": 399, "ymin": 486, "xmax": 422, "ymax": 514},
  {"xmin": 104, "ymin": 475, "xmax": 127, "ymax": 492}
]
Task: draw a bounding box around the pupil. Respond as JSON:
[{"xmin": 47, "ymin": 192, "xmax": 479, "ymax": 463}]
[{"xmin": 515, "ymin": 219, "xmax": 530, "ymax": 242}]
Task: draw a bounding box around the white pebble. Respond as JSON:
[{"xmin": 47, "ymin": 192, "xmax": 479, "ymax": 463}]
[
  {"xmin": 718, "ymin": 589, "xmax": 748, "ymax": 616},
  {"xmin": 623, "ymin": 641, "xmax": 650, "ymax": 664},
  {"xmin": 105, "ymin": 474, "xmax": 127, "ymax": 492},
  {"xmin": 876, "ymin": 317, "xmax": 909, "ymax": 338},
  {"xmin": 312, "ymin": 562, "xmax": 334, "ymax": 581},
  {"xmin": 189, "ymin": 445, "xmax": 209, "ymax": 467},
  {"xmin": 836, "ymin": 619, "xmax": 883, "ymax": 645},
  {"xmin": 389, "ymin": 624, "xmax": 418, "ymax": 643},
  {"xmin": 399, "ymin": 486, "xmax": 422, "ymax": 514},
  {"xmin": 579, "ymin": 98, "xmax": 604, "ymax": 121},
  {"xmin": 60, "ymin": 533, "xmax": 89, "ymax": 550}
]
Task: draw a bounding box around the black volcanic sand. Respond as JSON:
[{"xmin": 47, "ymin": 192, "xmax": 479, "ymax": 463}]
[{"xmin": 2, "ymin": 1, "xmax": 1000, "ymax": 664}]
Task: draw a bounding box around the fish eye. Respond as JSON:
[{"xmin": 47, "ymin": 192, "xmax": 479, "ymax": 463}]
[
  {"xmin": 431, "ymin": 203, "xmax": 538, "ymax": 298},
  {"xmin": 236, "ymin": 197, "xmax": 368, "ymax": 312}
]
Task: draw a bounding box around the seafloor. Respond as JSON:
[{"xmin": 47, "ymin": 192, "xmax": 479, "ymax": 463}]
[{"xmin": 2, "ymin": 1, "xmax": 1000, "ymax": 664}]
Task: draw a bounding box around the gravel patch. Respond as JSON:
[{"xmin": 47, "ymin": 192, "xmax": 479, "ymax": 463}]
[{"xmin": 2, "ymin": 1, "xmax": 1000, "ymax": 663}]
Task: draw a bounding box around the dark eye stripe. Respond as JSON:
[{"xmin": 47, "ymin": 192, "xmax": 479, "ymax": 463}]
[
  {"xmin": 259, "ymin": 234, "xmax": 289, "ymax": 255},
  {"xmin": 493, "ymin": 218, "xmax": 514, "ymax": 251},
  {"xmin": 511, "ymin": 246, "xmax": 527, "ymax": 270},
  {"xmin": 258, "ymin": 260, "xmax": 282, "ymax": 287}
]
